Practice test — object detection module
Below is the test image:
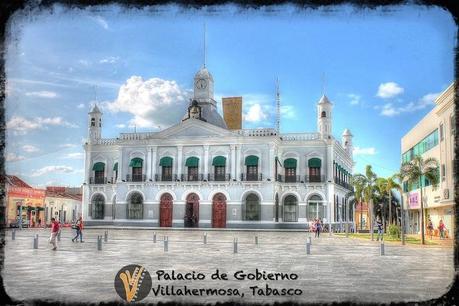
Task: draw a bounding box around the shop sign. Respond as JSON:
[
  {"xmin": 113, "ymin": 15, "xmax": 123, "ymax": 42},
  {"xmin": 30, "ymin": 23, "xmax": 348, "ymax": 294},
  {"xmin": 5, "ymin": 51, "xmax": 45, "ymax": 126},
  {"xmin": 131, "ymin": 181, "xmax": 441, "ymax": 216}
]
[{"xmin": 408, "ymin": 192, "xmax": 419, "ymax": 208}]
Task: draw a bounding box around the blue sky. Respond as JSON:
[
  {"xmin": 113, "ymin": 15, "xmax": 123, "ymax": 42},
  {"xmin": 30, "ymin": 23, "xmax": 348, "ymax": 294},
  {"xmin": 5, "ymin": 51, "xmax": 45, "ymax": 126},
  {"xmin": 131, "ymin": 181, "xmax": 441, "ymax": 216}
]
[{"xmin": 5, "ymin": 4, "xmax": 456, "ymax": 187}]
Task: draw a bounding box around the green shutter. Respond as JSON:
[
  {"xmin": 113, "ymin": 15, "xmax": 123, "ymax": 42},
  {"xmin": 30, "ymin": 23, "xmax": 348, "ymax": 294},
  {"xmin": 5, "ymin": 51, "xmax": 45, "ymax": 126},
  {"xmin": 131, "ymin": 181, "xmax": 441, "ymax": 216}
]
[
  {"xmin": 245, "ymin": 155, "xmax": 259, "ymax": 166},
  {"xmin": 129, "ymin": 157, "xmax": 143, "ymax": 168},
  {"xmin": 185, "ymin": 156, "xmax": 199, "ymax": 167},
  {"xmin": 92, "ymin": 162, "xmax": 105, "ymax": 171},
  {"xmin": 308, "ymin": 158, "xmax": 322, "ymax": 168},
  {"xmin": 159, "ymin": 156, "xmax": 173, "ymax": 167},
  {"xmin": 212, "ymin": 156, "xmax": 226, "ymax": 166},
  {"xmin": 284, "ymin": 158, "xmax": 297, "ymax": 168},
  {"xmin": 113, "ymin": 162, "xmax": 118, "ymax": 171}
]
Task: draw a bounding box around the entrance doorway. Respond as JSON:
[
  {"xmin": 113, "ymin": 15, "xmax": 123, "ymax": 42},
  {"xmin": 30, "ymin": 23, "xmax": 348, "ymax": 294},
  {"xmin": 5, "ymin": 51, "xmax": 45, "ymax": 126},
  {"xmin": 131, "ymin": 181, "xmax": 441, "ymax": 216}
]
[
  {"xmin": 184, "ymin": 193, "xmax": 199, "ymax": 227},
  {"xmin": 212, "ymin": 193, "xmax": 227, "ymax": 228},
  {"xmin": 160, "ymin": 193, "xmax": 173, "ymax": 227}
]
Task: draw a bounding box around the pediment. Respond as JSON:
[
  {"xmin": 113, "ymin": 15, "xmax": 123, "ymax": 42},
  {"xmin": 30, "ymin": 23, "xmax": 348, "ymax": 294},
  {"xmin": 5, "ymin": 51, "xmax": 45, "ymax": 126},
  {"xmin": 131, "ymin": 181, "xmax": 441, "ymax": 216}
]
[{"xmin": 157, "ymin": 119, "xmax": 237, "ymax": 139}]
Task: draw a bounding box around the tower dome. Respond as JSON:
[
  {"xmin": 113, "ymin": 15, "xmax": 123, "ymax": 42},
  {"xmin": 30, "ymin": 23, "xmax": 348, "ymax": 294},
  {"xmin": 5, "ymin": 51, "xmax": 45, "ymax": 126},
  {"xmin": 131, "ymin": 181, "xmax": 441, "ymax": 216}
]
[{"xmin": 194, "ymin": 66, "xmax": 214, "ymax": 81}]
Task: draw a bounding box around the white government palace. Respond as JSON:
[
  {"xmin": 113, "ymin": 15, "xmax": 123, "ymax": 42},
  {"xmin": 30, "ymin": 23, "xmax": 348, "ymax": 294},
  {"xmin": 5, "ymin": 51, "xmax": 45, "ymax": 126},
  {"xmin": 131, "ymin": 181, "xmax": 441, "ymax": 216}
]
[{"xmin": 82, "ymin": 64, "xmax": 355, "ymax": 229}]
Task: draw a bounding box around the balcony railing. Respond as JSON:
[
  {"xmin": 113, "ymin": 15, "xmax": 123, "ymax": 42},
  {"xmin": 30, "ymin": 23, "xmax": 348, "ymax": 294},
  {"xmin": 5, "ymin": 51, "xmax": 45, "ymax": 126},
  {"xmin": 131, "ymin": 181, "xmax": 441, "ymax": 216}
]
[
  {"xmin": 277, "ymin": 175, "xmax": 301, "ymax": 183},
  {"xmin": 305, "ymin": 175, "xmax": 325, "ymax": 183},
  {"xmin": 154, "ymin": 174, "xmax": 177, "ymax": 182},
  {"xmin": 334, "ymin": 177, "xmax": 353, "ymax": 190},
  {"xmin": 125, "ymin": 174, "xmax": 146, "ymax": 182},
  {"xmin": 207, "ymin": 173, "xmax": 231, "ymax": 181},
  {"xmin": 89, "ymin": 177, "xmax": 107, "ymax": 184},
  {"xmin": 241, "ymin": 173, "xmax": 263, "ymax": 181},
  {"xmin": 180, "ymin": 173, "xmax": 204, "ymax": 182}
]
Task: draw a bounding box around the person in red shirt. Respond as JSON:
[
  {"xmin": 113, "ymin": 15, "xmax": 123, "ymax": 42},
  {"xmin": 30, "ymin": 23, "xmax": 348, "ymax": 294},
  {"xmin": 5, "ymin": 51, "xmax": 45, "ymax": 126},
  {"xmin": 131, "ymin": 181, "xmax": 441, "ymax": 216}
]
[{"xmin": 49, "ymin": 218, "xmax": 60, "ymax": 250}]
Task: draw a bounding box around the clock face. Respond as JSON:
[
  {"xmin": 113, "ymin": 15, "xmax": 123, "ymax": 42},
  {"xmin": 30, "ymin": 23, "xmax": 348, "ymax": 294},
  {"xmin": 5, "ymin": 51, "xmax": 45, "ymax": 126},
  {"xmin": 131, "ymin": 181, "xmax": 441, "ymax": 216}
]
[{"xmin": 196, "ymin": 78, "xmax": 207, "ymax": 89}]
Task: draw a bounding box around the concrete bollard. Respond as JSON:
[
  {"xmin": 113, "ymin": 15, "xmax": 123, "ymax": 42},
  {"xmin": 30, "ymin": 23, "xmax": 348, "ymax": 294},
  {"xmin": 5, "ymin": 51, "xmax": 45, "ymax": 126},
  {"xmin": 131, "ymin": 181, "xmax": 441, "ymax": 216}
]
[
  {"xmin": 97, "ymin": 235, "xmax": 102, "ymax": 251},
  {"xmin": 233, "ymin": 238, "xmax": 238, "ymax": 253},
  {"xmin": 153, "ymin": 232, "xmax": 157, "ymax": 243},
  {"xmin": 307, "ymin": 236, "xmax": 312, "ymax": 245},
  {"xmin": 104, "ymin": 231, "xmax": 108, "ymax": 243},
  {"xmin": 380, "ymin": 241, "xmax": 385, "ymax": 256},
  {"xmin": 306, "ymin": 241, "xmax": 311, "ymax": 255},
  {"xmin": 12, "ymin": 229, "xmax": 16, "ymax": 240},
  {"xmin": 255, "ymin": 236, "xmax": 258, "ymax": 245},
  {"xmin": 33, "ymin": 234, "xmax": 39, "ymax": 249},
  {"xmin": 164, "ymin": 236, "xmax": 169, "ymax": 252},
  {"xmin": 57, "ymin": 231, "xmax": 61, "ymax": 241},
  {"xmin": 203, "ymin": 233, "xmax": 207, "ymax": 244}
]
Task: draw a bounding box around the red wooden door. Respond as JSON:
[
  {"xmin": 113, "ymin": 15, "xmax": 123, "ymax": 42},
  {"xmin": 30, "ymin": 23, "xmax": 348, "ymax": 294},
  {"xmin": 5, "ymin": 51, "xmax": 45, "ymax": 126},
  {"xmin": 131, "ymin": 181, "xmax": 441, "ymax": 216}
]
[
  {"xmin": 160, "ymin": 193, "xmax": 173, "ymax": 227},
  {"xmin": 212, "ymin": 193, "xmax": 227, "ymax": 228}
]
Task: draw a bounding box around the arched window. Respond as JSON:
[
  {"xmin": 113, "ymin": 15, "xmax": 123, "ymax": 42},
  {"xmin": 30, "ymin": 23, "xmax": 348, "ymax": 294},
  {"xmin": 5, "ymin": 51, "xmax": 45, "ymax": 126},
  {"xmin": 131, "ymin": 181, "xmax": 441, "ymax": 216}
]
[
  {"xmin": 91, "ymin": 194, "xmax": 104, "ymax": 220},
  {"xmin": 99, "ymin": 118, "xmax": 101, "ymax": 127},
  {"xmin": 129, "ymin": 158, "xmax": 144, "ymax": 182},
  {"xmin": 92, "ymin": 162, "xmax": 105, "ymax": 184},
  {"xmin": 159, "ymin": 156, "xmax": 173, "ymax": 181},
  {"xmin": 308, "ymin": 158, "xmax": 322, "ymax": 182},
  {"xmin": 244, "ymin": 155, "xmax": 259, "ymax": 181},
  {"xmin": 243, "ymin": 193, "xmax": 260, "ymax": 221},
  {"xmin": 212, "ymin": 156, "xmax": 226, "ymax": 181},
  {"xmin": 91, "ymin": 118, "xmax": 96, "ymax": 127},
  {"xmin": 185, "ymin": 157, "xmax": 199, "ymax": 181},
  {"xmin": 307, "ymin": 195, "xmax": 325, "ymax": 220},
  {"xmin": 283, "ymin": 195, "xmax": 298, "ymax": 222},
  {"xmin": 284, "ymin": 158, "xmax": 297, "ymax": 182},
  {"xmin": 321, "ymin": 111, "xmax": 326, "ymax": 118},
  {"xmin": 128, "ymin": 192, "xmax": 143, "ymax": 219}
]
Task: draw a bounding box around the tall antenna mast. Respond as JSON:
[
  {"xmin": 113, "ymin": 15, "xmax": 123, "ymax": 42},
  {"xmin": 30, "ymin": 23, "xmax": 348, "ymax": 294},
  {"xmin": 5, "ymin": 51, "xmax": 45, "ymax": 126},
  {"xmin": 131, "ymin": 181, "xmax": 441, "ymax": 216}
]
[
  {"xmin": 276, "ymin": 77, "xmax": 280, "ymax": 134},
  {"xmin": 204, "ymin": 23, "xmax": 207, "ymax": 68}
]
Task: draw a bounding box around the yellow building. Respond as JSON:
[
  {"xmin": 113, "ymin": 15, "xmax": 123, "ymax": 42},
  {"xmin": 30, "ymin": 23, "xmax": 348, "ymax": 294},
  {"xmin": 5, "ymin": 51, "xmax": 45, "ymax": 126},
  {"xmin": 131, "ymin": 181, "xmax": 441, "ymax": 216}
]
[
  {"xmin": 401, "ymin": 82, "xmax": 455, "ymax": 238},
  {"xmin": 222, "ymin": 97, "xmax": 242, "ymax": 130}
]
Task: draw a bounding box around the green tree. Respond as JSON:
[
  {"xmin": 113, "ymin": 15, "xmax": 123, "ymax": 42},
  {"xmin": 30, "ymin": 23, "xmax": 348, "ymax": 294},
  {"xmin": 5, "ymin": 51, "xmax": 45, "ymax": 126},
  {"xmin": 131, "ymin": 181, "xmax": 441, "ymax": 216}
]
[
  {"xmin": 352, "ymin": 165, "xmax": 378, "ymax": 240},
  {"xmin": 351, "ymin": 174, "xmax": 365, "ymax": 232},
  {"xmin": 393, "ymin": 172, "xmax": 406, "ymax": 245},
  {"xmin": 400, "ymin": 156, "xmax": 439, "ymax": 245}
]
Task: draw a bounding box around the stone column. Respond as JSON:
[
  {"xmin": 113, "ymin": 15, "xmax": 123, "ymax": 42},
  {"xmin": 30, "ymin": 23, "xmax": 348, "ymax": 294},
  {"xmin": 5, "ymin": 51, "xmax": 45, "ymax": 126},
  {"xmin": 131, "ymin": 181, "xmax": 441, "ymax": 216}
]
[
  {"xmin": 117, "ymin": 147, "xmax": 123, "ymax": 183},
  {"xmin": 146, "ymin": 148, "xmax": 152, "ymax": 180},
  {"xmin": 230, "ymin": 145, "xmax": 236, "ymax": 180},
  {"xmin": 204, "ymin": 145, "xmax": 209, "ymax": 178},
  {"xmin": 177, "ymin": 146, "xmax": 183, "ymax": 178},
  {"xmin": 236, "ymin": 145, "xmax": 242, "ymax": 180},
  {"xmin": 84, "ymin": 144, "xmax": 91, "ymax": 184},
  {"xmin": 152, "ymin": 146, "xmax": 157, "ymax": 180},
  {"xmin": 269, "ymin": 144, "xmax": 275, "ymax": 180}
]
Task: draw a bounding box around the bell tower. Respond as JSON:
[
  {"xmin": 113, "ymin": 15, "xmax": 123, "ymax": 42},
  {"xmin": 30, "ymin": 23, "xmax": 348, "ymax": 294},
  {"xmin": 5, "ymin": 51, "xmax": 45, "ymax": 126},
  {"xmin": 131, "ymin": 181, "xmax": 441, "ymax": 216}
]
[
  {"xmin": 342, "ymin": 129, "xmax": 353, "ymax": 157},
  {"xmin": 88, "ymin": 104, "xmax": 102, "ymax": 143},
  {"xmin": 317, "ymin": 94, "xmax": 333, "ymax": 138},
  {"xmin": 193, "ymin": 67, "xmax": 215, "ymax": 106}
]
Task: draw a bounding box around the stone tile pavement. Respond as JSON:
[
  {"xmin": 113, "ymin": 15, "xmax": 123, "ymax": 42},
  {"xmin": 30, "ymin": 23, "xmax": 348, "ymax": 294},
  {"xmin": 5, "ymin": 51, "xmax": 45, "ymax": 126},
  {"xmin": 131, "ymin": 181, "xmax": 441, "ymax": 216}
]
[{"xmin": 2, "ymin": 228, "xmax": 455, "ymax": 304}]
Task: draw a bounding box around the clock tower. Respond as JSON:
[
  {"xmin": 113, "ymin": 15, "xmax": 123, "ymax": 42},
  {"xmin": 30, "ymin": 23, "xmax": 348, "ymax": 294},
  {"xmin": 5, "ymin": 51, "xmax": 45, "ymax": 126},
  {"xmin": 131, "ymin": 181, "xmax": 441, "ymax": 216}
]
[{"xmin": 193, "ymin": 66, "xmax": 216, "ymax": 106}]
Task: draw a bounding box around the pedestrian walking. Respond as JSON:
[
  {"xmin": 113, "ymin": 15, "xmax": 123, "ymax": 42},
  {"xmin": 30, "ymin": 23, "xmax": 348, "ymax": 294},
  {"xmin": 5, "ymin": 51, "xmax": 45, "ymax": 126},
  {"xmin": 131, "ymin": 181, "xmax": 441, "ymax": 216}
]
[
  {"xmin": 49, "ymin": 218, "xmax": 60, "ymax": 251},
  {"xmin": 72, "ymin": 217, "xmax": 84, "ymax": 243},
  {"xmin": 376, "ymin": 219, "xmax": 383, "ymax": 241},
  {"xmin": 427, "ymin": 218, "xmax": 434, "ymax": 240},
  {"xmin": 315, "ymin": 219, "xmax": 322, "ymax": 238},
  {"xmin": 438, "ymin": 220, "xmax": 445, "ymax": 240}
]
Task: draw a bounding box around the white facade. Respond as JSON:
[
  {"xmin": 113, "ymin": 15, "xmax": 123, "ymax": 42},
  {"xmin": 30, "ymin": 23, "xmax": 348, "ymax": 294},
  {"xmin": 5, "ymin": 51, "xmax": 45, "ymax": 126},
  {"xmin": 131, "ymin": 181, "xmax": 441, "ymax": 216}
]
[{"xmin": 82, "ymin": 66, "xmax": 354, "ymax": 229}]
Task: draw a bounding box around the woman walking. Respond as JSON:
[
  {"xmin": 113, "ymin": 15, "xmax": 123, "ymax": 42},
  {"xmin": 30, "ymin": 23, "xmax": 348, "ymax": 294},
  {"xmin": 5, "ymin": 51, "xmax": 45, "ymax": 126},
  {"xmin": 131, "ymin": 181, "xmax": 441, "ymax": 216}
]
[{"xmin": 72, "ymin": 217, "xmax": 84, "ymax": 243}]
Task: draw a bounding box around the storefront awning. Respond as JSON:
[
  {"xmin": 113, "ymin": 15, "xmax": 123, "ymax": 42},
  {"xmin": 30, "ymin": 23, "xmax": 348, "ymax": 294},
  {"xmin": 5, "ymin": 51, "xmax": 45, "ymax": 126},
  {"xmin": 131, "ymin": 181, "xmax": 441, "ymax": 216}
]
[
  {"xmin": 92, "ymin": 162, "xmax": 105, "ymax": 171},
  {"xmin": 212, "ymin": 156, "xmax": 226, "ymax": 167},
  {"xmin": 113, "ymin": 162, "xmax": 118, "ymax": 171},
  {"xmin": 129, "ymin": 157, "xmax": 143, "ymax": 168},
  {"xmin": 308, "ymin": 158, "xmax": 321, "ymax": 168},
  {"xmin": 245, "ymin": 155, "xmax": 259, "ymax": 166},
  {"xmin": 185, "ymin": 157, "xmax": 199, "ymax": 167},
  {"xmin": 284, "ymin": 158, "xmax": 297, "ymax": 168},
  {"xmin": 159, "ymin": 156, "xmax": 173, "ymax": 167}
]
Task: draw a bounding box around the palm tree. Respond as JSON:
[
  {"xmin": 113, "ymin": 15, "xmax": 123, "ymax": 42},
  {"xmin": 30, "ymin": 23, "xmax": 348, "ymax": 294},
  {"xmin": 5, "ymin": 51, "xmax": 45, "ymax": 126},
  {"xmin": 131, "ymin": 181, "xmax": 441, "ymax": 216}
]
[
  {"xmin": 400, "ymin": 156, "xmax": 439, "ymax": 245},
  {"xmin": 352, "ymin": 165, "xmax": 378, "ymax": 240},
  {"xmin": 393, "ymin": 172, "xmax": 406, "ymax": 245},
  {"xmin": 386, "ymin": 176, "xmax": 401, "ymax": 226},
  {"xmin": 351, "ymin": 175, "xmax": 365, "ymax": 232},
  {"xmin": 376, "ymin": 177, "xmax": 388, "ymax": 231}
]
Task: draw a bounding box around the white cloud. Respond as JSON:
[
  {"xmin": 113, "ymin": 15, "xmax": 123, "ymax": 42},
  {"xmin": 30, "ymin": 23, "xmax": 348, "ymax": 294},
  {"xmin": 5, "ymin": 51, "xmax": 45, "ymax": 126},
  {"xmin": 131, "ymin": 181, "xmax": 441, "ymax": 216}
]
[
  {"xmin": 61, "ymin": 152, "xmax": 84, "ymax": 159},
  {"xmin": 31, "ymin": 165, "xmax": 75, "ymax": 177},
  {"xmin": 77, "ymin": 103, "xmax": 85, "ymax": 109},
  {"xmin": 244, "ymin": 103, "xmax": 268, "ymax": 122},
  {"xmin": 353, "ymin": 147, "xmax": 377, "ymax": 155},
  {"xmin": 280, "ymin": 105, "xmax": 296, "ymax": 119},
  {"xmin": 116, "ymin": 123, "xmax": 126, "ymax": 128},
  {"xmin": 376, "ymin": 82, "xmax": 404, "ymax": 98},
  {"xmin": 90, "ymin": 16, "xmax": 109, "ymax": 30},
  {"xmin": 78, "ymin": 59, "xmax": 91, "ymax": 66},
  {"xmin": 22, "ymin": 145, "xmax": 39, "ymax": 153},
  {"xmin": 104, "ymin": 76, "xmax": 191, "ymax": 128},
  {"xmin": 6, "ymin": 116, "xmax": 79, "ymax": 135},
  {"xmin": 379, "ymin": 92, "xmax": 440, "ymax": 117},
  {"xmin": 6, "ymin": 153, "xmax": 26, "ymax": 162},
  {"xmin": 25, "ymin": 91, "xmax": 58, "ymax": 98},
  {"xmin": 99, "ymin": 56, "xmax": 119, "ymax": 64},
  {"xmin": 59, "ymin": 143, "xmax": 77, "ymax": 148},
  {"xmin": 348, "ymin": 94, "xmax": 361, "ymax": 105}
]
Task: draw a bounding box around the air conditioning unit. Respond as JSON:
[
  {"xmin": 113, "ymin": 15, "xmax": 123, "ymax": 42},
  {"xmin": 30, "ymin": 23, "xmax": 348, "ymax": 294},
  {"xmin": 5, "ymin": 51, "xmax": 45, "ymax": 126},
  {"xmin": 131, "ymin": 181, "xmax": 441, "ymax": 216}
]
[{"xmin": 443, "ymin": 189, "xmax": 449, "ymax": 199}]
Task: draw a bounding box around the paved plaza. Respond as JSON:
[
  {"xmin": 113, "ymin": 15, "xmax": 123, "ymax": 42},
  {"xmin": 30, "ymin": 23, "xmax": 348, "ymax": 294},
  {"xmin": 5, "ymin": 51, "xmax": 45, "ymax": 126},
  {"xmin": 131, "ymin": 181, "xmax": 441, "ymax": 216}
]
[{"xmin": 2, "ymin": 228, "xmax": 455, "ymax": 304}]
